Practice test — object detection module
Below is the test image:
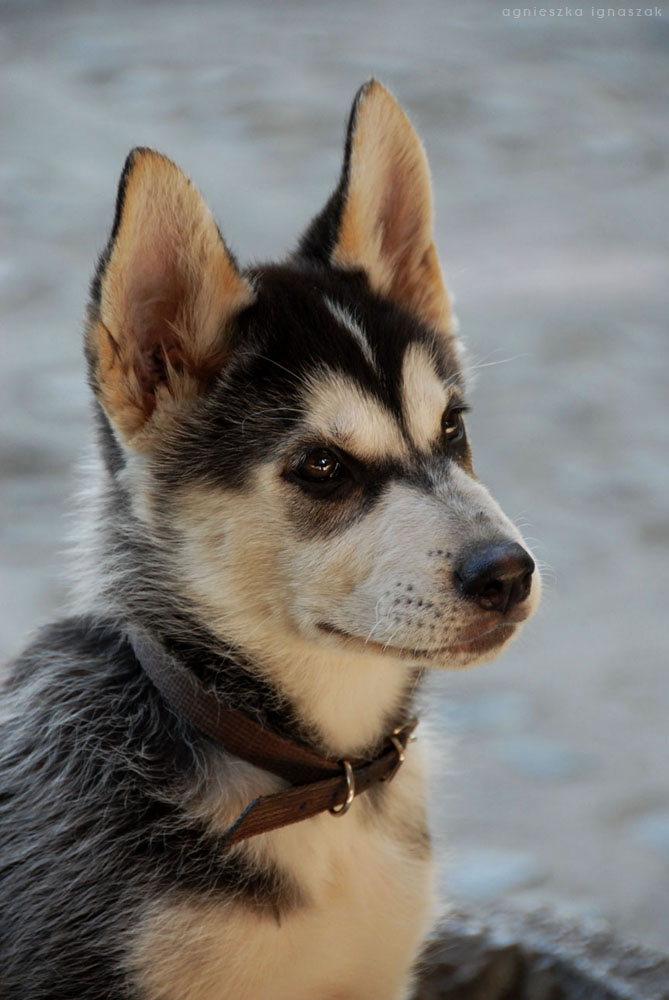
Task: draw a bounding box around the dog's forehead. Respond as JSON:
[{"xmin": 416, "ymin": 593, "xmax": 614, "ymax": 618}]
[{"xmin": 245, "ymin": 265, "xmax": 461, "ymax": 457}]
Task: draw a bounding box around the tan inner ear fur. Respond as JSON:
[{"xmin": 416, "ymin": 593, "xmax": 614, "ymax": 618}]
[
  {"xmin": 332, "ymin": 81, "xmax": 453, "ymax": 335},
  {"xmin": 91, "ymin": 149, "xmax": 253, "ymax": 446}
]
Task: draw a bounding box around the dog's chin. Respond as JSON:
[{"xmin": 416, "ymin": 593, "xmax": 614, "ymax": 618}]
[
  {"xmin": 316, "ymin": 621, "xmax": 520, "ymax": 669},
  {"xmin": 420, "ymin": 623, "xmax": 520, "ymax": 669}
]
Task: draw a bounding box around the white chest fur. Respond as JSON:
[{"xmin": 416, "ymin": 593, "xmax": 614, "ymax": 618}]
[{"xmin": 132, "ymin": 744, "xmax": 434, "ymax": 1000}]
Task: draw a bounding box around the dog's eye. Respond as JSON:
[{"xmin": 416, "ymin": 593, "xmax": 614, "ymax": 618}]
[
  {"xmin": 296, "ymin": 449, "xmax": 344, "ymax": 483},
  {"xmin": 441, "ymin": 407, "xmax": 466, "ymax": 444}
]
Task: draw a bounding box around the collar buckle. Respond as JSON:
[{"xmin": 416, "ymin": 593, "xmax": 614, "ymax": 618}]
[{"xmin": 381, "ymin": 725, "xmax": 413, "ymax": 783}]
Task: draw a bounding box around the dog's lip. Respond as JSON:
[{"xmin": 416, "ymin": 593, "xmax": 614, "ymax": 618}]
[
  {"xmin": 317, "ymin": 621, "xmax": 517, "ymax": 659},
  {"xmin": 443, "ymin": 623, "xmax": 517, "ymax": 657}
]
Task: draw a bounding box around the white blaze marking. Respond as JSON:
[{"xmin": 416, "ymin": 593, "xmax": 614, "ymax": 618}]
[{"xmin": 324, "ymin": 296, "xmax": 377, "ymax": 371}]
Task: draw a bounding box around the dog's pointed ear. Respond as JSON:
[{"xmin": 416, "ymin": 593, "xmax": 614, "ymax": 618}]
[
  {"xmin": 299, "ymin": 80, "xmax": 452, "ymax": 335},
  {"xmin": 86, "ymin": 148, "xmax": 254, "ymax": 447}
]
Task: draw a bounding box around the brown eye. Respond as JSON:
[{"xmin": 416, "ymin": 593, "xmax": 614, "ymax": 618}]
[
  {"xmin": 442, "ymin": 408, "xmax": 465, "ymax": 444},
  {"xmin": 297, "ymin": 449, "xmax": 343, "ymax": 482}
]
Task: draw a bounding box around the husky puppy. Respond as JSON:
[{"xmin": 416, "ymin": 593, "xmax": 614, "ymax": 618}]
[{"xmin": 0, "ymin": 81, "xmax": 540, "ymax": 1000}]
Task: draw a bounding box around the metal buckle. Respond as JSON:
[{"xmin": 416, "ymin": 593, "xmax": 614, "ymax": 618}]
[
  {"xmin": 382, "ymin": 726, "xmax": 409, "ymax": 783},
  {"xmin": 329, "ymin": 759, "xmax": 355, "ymax": 816}
]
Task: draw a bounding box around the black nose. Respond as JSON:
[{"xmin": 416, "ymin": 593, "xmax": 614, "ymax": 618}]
[{"xmin": 454, "ymin": 541, "xmax": 535, "ymax": 614}]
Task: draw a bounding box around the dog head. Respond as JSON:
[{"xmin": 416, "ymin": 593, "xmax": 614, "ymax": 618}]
[{"xmin": 85, "ymin": 80, "xmax": 540, "ymax": 676}]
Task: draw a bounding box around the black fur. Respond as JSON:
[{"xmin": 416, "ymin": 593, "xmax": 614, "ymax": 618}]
[{"xmin": 0, "ymin": 618, "xmax": 300, "ymax": 1000}]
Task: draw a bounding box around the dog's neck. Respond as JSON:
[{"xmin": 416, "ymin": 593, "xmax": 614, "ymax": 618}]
[{"xmin": 139, "ymin": 613, "xmax": 420, "ymax": 759}]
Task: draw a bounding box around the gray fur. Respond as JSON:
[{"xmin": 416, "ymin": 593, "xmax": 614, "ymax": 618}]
[{"xmin": 0, "ymin": 619, "xmax": 298, "ymax": 999}]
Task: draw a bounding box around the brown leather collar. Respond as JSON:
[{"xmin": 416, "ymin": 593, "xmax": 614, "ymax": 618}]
[{"xmin": 130, "ymin": 629, "xmax": 417, "ymax": 847}]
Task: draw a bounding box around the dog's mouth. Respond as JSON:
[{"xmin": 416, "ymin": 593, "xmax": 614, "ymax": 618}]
[{"xmin": 317, "ymin": 621, "xmax": 518, "ymax": 660}]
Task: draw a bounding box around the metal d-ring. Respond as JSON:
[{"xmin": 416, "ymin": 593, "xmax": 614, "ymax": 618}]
[
  {"xmin": 381, "ymin": 727, "xmax": 408, "ymax": 783},
  {"xmin": 329, "ymin": 759, "xmax": 355, "ymax": 816}
]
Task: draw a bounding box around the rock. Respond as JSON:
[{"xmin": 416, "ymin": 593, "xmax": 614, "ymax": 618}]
[{"xmin": 413, "ymin": 908, "xmax": 669, "ymax": 1000}]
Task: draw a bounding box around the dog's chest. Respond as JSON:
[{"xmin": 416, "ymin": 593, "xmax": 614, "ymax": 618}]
[{"xmin": 133, "ymin": 769, "xmax": 433, "ymax": 1000}]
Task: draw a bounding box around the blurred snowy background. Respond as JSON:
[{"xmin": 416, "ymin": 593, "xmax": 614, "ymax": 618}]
[{"xmin": 1, "ymin": 0, "xmax": 668, "ymax": 951}]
